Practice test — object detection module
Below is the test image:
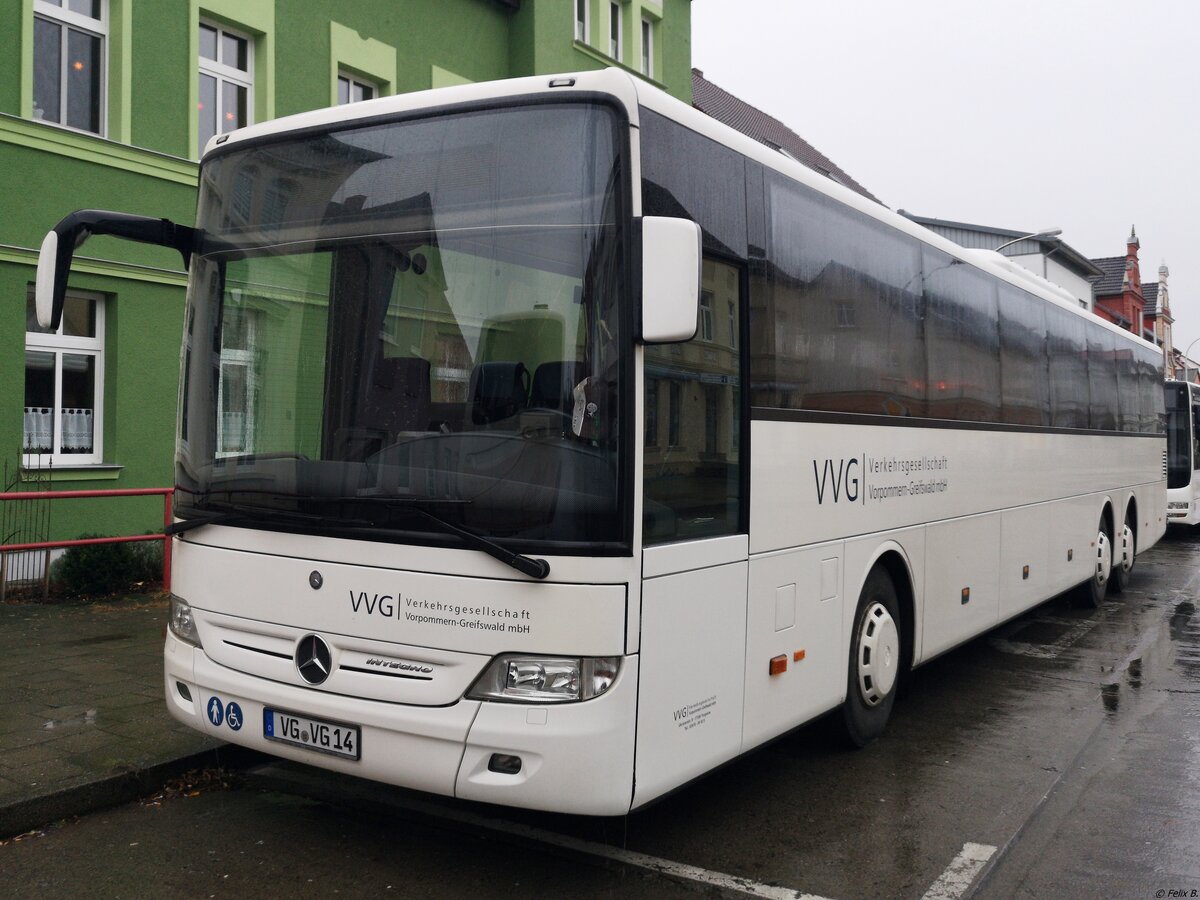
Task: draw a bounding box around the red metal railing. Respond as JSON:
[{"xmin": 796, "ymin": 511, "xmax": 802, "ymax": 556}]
[{"xmin": 0, "ymin": 487, "xmax": 173, "ymax": 593}]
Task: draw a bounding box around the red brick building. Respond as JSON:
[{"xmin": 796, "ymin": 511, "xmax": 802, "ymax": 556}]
[{"xmin": 1090, "ymin": 227, "xmax": 1148, "ymax": 338}]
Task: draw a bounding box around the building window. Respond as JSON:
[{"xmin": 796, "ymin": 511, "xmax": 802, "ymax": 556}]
[
  {"xmin": 198, "ymin": 20, "xmax": 252, "ymax": 157},
  {"xmin": 699, "ymin": 290, "xmax": 714, "ymax": 341},
  {"xmin": 727, "ymin": 300, "xmax": 737, "ymax": 349},
  {"xmin": 668, "ymin": 380, "xmax": 681, "ymax": 447},
  {"xmin": 645, "ymin": 379, "xmax": 659, "ymax": 447},
  {"xmin": 24, "ymin": 288, "xmax": 104, "ymax": 466},
  {"xmin": 609, "ymin": 2, "xmax": 622, "ymax": 60},
  {"xmin": 641, "ymin": 16, "xmax": 653, "ymax": 76},
  {"xmin": 337, "ymin": 72, "xmax": 375, "ymax": 105},
  {"xmin": 217, "ymin": 302, "xmax": 257, "ymax": 457},
  {"xmin": 575, "ymin": 0, "xmax": 588, "ymax": 42},
  {"xmin": 33, "ymin": 0, "xmax": 107, "ymax": 135}
]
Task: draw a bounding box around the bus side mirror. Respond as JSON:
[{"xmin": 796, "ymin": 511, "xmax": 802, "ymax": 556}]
[
  {"xmin": 35, "ymin": 229, "xmax": 71, "ymax": 331},
  {"xmin": 35, "ymin": 210, "xmax": 195, "ymax": 330},
  {"xmin": 640, "ymin": 216, "xmax": 701, "ymax": 343}
]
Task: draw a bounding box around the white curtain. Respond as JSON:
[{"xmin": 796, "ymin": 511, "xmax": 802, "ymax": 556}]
[
  {"xmin": 61, "ymin": 408, "xmax": 94, "ymax": 451},
  {"xmin": 23, "ymin": 407, "xmax": 52, "ymax": 451}
]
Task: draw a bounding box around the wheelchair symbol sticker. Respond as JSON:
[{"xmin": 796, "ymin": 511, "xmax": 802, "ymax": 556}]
[
  {"xmin": 225, "ymin": 702, "xmax": 243, "ymax": 731},
  {"xmin": 206, "ymin": 696, "xmax": 224, "ymax": 727}
]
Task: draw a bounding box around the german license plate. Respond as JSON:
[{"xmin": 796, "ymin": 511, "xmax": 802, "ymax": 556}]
[{"xmin": 263, "ymin": 708, "xmax": 361, "ymax": 760}]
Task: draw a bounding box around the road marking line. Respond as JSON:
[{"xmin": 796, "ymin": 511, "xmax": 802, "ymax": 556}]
[
  {"xmin": 399, "ymin": 793, "xmax": 830, "ymax": 900},
  {"xmin": 921, "ymin": 842, "xmax": 996, "ymax": 900}
]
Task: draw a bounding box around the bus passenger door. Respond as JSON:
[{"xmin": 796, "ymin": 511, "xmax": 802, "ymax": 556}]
[{"xmin": 635, "ymin": 258, "xmax": 747, "ymax": 807}]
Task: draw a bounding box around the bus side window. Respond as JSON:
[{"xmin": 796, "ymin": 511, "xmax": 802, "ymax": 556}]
[
  {"xmin": 643, "ymin": 258, "xmax": 742, "ymax": 544},
  {"xmin": 1193, "ymin": 402, "xmax": 1200, "ymax": 468}
]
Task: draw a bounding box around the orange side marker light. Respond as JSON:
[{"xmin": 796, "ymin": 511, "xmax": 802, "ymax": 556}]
[
  {"xmin": 769, "ymin": 655, "xmax": 788, "ymax": 676},
  {"xmin": 793, "ymin": 650, "xmax": 806, "ymax": 662}
]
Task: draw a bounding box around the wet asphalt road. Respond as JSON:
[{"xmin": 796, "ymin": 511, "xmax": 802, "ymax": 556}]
[{"xmin": 2, "ymin": 527, "xmax": 1199, "ymax": 899}]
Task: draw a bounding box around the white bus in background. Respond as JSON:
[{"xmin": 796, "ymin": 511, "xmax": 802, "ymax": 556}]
[
  {"xmin": 1167, "ymin": 380, "xmax": 1200, "ymax": 525},
  {"xmin": 36, "ymin": 69, "xmax": 1167, "ymax": 816}
]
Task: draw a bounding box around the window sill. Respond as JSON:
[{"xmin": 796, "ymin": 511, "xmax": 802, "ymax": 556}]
[
  {"xmin": 0, "ymin": 114, "xmax": 198, "ymax": 186},
  {"xmin": 570, "ymin": 41, "xmax": 667, "ymax": 90},
  {"xmin": 20, "ymin": 465, "xmax": 124, "ymax": 483}
]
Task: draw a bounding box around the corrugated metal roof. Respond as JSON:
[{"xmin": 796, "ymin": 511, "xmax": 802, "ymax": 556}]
[
  {"xmin": 899, "ymin": 213, "xmax": 1104, "ymax": 278},
  {"xmin": 690, "ymin": 69, "xmax": 881, "ymax": 204}
]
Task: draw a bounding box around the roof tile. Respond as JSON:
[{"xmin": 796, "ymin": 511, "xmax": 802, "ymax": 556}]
[{"xmin": 691, "ymin": 70, "xmax": 881, "ymax": 205}]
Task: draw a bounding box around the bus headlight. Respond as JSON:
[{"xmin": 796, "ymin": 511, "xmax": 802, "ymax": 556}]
[
  {"xmin": 168, "ymin": 595, "xmax": 203, "ymax": 648},
  {"xmin": 467, "ymin": 655, "xmax": 620, "ymax": 703}
]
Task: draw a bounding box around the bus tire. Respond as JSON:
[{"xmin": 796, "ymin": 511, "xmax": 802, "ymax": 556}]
[
  {"xmin": 1110, "ymin": 509, "xmax": 1136, "ymax": 594},
  {"xmin": 1075, "ymin": 514, "xmax": 1113, "ymax": 609},
  {"xmin": 842, "ymin": 566, "xmax": 902, "ymax": 747}
]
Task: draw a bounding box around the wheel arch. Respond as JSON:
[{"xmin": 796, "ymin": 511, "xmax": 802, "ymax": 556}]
[
  {"xmin": 1099, "ymin": 497, "xmax": 1116, "ymax": 537},
  {"xmin": 1124, "ymin": 494, "xmax": 1139, "ymax": 545},
  {"xmin": 855, "ymin": 543, "xmax": 916, "ymax": 679}
]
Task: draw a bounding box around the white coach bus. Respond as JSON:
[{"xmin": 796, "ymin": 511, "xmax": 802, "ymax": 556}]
[
  {"xmin": 36, "ymin": 69, "xmax": 1167, "ymax": 816},
  {"xmin": 1167, "ymin": 380, "xmax": 1200, "ymax": 525}
]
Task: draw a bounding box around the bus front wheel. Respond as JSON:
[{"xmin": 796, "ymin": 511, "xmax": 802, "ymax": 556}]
[{"xmin": 842, "ymin": 567, "xmax": 901, "ymax": 747}]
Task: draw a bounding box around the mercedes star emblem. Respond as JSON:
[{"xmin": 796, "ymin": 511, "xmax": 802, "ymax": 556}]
[{"xmin": 296, "ymin": 634, "xmax": 333, "ymax": 685}]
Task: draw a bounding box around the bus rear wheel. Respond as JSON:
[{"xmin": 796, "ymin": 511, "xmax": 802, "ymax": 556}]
[
  {"xmin": 842, "ymin": 567, "xmax": 901, "ymax": 747},
  {"xmin": 1110, "ymin": 510, "xmax": 1136, "ymax": 594},
  {"xmin": 1076, "ymin": 514, "xmax": 1113, "ymax": 609}
]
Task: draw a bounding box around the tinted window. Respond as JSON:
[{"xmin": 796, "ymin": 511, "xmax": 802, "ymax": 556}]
[
  {"xmin": 923, "ymin": 249, "xmax": 999, "ymax": 422},
  {"xmin": 1137, "ymin": 345, "xmax": 1166, "ymax": 434},
  {"xmin": 644, "ymin": 258, "xmax": 742, "ymax": 544},
  {"xmin": 1115, "ymin": 344, "xmax": 1141, "ymax": 433},
  {"xmin": 999, "ymin": 285, "xmax": 1049, "ymax": 426},
  {"xmin": 1166, "ymin": 382, "xmax": 1191, "ymax": 487},
  {"xmin": 1086, "ymin": 326, "xmax": 1119, "ymax": 431},
  {"xmin": 1046, "ymin": 305, "xmax": 1089, "ymax": 429},
  {"xmin": 640, "ymin": 108, "xmax": 747, "ymax": 259},
  {"xmin": 754, "ymin": 175, "xmax": 924, "ymax": 416}
]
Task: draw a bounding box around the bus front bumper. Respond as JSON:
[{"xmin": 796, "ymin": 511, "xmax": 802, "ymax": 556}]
[{"xmin": 163, "ymin": 631, "xmax": 638, "ymax": 815}]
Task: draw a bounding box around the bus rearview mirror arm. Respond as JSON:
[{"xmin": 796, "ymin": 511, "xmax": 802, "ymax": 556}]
[
  {"xmin": 639, "ymin": 216, "xmax": 701, "ymax": 344},
  {"xmin": 36, "ymin": 209, "xmax": 197, "ymax": 331}
]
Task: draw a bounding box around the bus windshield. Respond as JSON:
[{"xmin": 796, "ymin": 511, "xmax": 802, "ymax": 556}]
[
  {"xmin": 175, "ymin": 102, "xmax": 628, "ymax": 550},
  {"xmin": 1166, "ymin": 382, "xmax": 1196, "ymax": 489}
]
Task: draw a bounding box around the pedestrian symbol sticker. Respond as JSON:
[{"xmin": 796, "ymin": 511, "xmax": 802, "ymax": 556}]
[
  {"xmin": 226, "ymin": 702, "xmax": 243, "ymax": 731},
  {"xmin": 207, "ymin": 696, "xmax": 224, "ymax": 727}
]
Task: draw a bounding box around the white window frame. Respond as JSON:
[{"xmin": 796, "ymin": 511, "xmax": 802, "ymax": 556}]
[
  {"xmin": 609, "ymin": 1, "xmax": 622, "ymax": 61},
  {"xmin": 699, "ymin": 290, "xmax": 714, "ymax": 341},
  {"xmin": 32, "ymin": 0, "xmax": 109, "ymax": 136},
  {"xmin": 574, "ymin": 0, "xmax": 589, "ymax": 43},
  {"xmin": 216, "ymin": 301, "xmax": 258, "ymax": 459},
  {"xmin": 336, "ymin": 70, "xmax": 376, "ymax": 105},
  {"xmin": 198, "ymin": 19, "xmax": 254, "ymax": 156},
  {"xmin": 640, "ymin": 16, "xmax": 653, "ymax": 76},
  {"xmin": 23, "ymin": 288, "xmax": 105, "ymax": 468}
]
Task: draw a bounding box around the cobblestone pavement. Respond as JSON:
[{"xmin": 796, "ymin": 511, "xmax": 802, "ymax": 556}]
[{"xmin": 0, "ymin": 595, "xmax": 225, "ymax": 837}]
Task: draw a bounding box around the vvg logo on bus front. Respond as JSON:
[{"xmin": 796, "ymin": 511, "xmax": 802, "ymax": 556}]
[{"xmin": 813, "ymin": 457, "xmax": 860, "ymax": 504}]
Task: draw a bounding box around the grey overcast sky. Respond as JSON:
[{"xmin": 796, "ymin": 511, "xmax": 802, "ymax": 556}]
[{"xmin": 691, "ymin": 0, "xmax": 1200, "ymax": 359}]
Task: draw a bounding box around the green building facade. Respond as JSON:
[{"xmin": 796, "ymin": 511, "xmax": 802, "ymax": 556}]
[{"xmin": 0, "ymin": 0, "xmax": 692, "ymax": 547}]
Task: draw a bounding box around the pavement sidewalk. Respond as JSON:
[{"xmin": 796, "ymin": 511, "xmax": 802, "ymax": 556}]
[{"xmin": 0, "ymin": 594, "xmax": 252, "ymax": 838}]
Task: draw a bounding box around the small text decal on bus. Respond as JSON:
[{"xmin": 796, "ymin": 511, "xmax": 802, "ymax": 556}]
[{"xmin": 813, "ymin": 457, "xmax": 860, "ymax": 504}]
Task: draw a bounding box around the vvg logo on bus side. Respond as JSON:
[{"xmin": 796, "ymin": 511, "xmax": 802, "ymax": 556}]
[{"xmin": 813, "ymin": 457, "xmax": 860, "ymax": 504}]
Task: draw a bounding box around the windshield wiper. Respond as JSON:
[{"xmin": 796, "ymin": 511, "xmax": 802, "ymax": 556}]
[
  {"xmin": 346, "ymin": 496, "xmax": 549, "ymax": 580},
  {"xmin": 311, "ymin": 495, "xmax": 550, "ymax": 580},
  {"xmin": 408, "ymin": 506, "xmax": 550, "ymax": 580},
  {"xmin": 165, "ymin": 511, "xmax": 238, "ymax": 535},
  {"xmin": 173, "ymin": 495, "xmax": 550, "ymax": 580},
  {"xmin": 168, "ymin": 502, "xmax": 364, "ymax": 536}
]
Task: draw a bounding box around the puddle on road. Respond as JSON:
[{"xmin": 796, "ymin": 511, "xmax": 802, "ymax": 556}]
[{"xmin": 1096, "ymin": 598, "xmax": 1197, "ymax": 716}]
